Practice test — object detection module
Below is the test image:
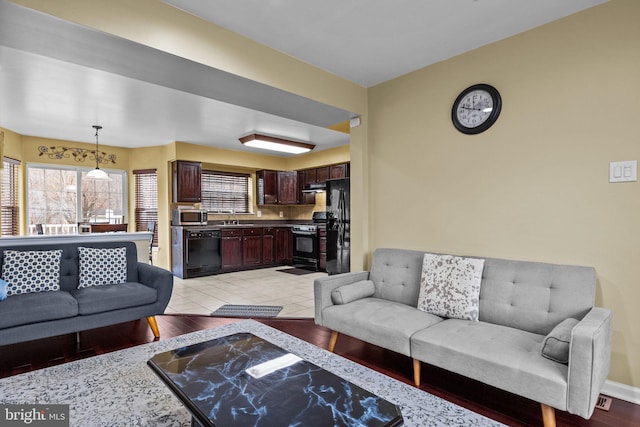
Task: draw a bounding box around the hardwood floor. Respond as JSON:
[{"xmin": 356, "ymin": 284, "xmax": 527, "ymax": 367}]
[{"xmin": 1, "ymin": 315, "xmax": 638, "ymax": 427}]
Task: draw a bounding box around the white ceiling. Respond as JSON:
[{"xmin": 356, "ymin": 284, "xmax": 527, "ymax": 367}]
[
  {"xmin": 165, "ymin": 0, "xmax": 608, "ymax": 87},
  {"xmin": 0, "ymin": 0, "xmax": 607, "ymax": 155}
]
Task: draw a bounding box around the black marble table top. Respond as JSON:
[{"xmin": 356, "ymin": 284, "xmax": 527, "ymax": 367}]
[{"xmin": 148, "ymin": 332, "xmax": 403, "ymax": 427}]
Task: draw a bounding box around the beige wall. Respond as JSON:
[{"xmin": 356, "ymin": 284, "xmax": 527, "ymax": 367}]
[{"xmin": 368, "ymin": 0, "xmax": 639, "ymax": 388}]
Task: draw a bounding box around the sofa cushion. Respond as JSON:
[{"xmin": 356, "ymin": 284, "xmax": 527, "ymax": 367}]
[
  {"xmin": 411, "ymin": 319, "xmax": 569, "ymax": 410},
  {"xmin": 331, "ymin": 280, "xmax": 375, "ymax": 305},
  {"xmin": 71, "ymin": 282, "xmax": 157, "ymax": 315},
  {"xmin": 0, "ymin": 291, "xmax": 78, "ymax": 329},
  {"xmin": 322, "ymin": 297, "xmax": 443, "ymax": 356},
  {"xmin": 418, "ymin": 253, "xmax": 485, "ymax": 321},
  {"xmin": 78, "ymin": 247, "xmax": 127, "ymax": 288},
  {"xmin": 1, "ymin": 249, "xmax": 62, "ymax": 296},
  {"xmin": 541, "ymin": 318, "xmax": 579, "ymax": 364}
]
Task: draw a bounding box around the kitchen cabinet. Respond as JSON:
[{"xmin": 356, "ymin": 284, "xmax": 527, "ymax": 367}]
[
  {"xmin": 256, "ymin": 170, "xmax": 278, "ymax": 205},
  {"xmin": 172, "ymin": 160, "xmax": 202, "ymax": 203},
  {"xmin": 277, "ymin": 171, "xmax": 298, "ymax": 204},
  {"xmin": 275, "ymin": 227, "xmax": 293, "ymax": 264},
  {"xmin": 330, "ymin": 163, "xmax": 349, "ymax": 180},
  {"xmin": 243, "ymin": 228, "xmax": 263, "ymax": 266},
  {"xmin": 256, "ymin": 170, "xmax": 298, "ymax": 205},
  {"xmin": 262, "ymin": 228, "xmax": 275, "ymax": 264},
  {"xmin": 221, "ymin": 229, "xmax": 243, "ymax": 270},
  {"xmin": 316, "ymin": 167, "xmax": 330, "ymax": 183},
  {"xmin": 319, "ymin": 225, "xmax": 327, "ymax": 271}
]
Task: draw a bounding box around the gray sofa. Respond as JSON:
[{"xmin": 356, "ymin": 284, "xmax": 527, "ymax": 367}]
[
  {"xmin": 314, "ymin": 248, "xmax": 612, "ymax": 427},
  {"xmin": 0, "ymin": 240, "xmax": 173, "ymax": 345}
]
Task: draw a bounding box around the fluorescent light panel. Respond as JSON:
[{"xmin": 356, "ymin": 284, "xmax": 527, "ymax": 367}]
[{"xmin": 239, "ymin": 134, "xmax": 315, "ymax": 154}]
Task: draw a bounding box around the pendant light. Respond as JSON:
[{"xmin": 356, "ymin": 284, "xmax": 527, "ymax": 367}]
[{"xmin": 85, "ymin": 125, "xmax": 110, "ymax": 180}]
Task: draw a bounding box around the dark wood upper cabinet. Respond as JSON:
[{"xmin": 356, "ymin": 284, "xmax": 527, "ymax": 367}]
[
  {"xmin": 257, "ymin": 170, "xmax": 297, "ymax": 205},
  {"xmin": 172, "ymin": 160, "xmax": 202, "ymax": 203},
  {"xmin": 330, "ymin": 163, "xmax": 350, "ymax": 180},
  {"xmin": 256, "ymin": 170, "xmax": 278, "ymax": 205},
  {"xmin": 316, "ymin": 167, "xmax": 330, "ymax": 183},
  {"xmin": 277, "ymin": 171, "xmax": 298, "ymax": 204}
]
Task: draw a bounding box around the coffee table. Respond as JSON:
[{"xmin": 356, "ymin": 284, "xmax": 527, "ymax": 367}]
[{"xmin": 148, "ymin": 332, "xmax": 404, "ymax": 427}]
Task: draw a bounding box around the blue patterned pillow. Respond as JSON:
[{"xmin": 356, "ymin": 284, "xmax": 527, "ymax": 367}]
[
  {"xmin": 78, "ymin": 247, "xmax": 128, "ymax": 288},
  {"xmin": 1, "ymin": 249, "xmax": 63, "ymax": 296}
]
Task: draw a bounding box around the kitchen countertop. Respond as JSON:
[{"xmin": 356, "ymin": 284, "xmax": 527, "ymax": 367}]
[{"xmin": 171, "ymin": 220, "xmax": 316, "ymax": 230}]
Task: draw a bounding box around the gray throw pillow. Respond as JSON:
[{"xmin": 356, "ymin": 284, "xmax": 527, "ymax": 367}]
[
  {"xmin": 331, "ymin": 280, "xmax": 375, "ymax": 305},
  {"xmin": 541, "ymin": 318, "xmax": 580, "ymax": 364}
]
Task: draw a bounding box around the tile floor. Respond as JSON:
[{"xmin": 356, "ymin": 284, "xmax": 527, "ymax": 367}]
[{"xmin": 165, "ymin": 266, "xmax": 327, "ymax": 317}]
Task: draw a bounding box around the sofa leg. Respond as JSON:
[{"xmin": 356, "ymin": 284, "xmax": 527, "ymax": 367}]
[
  {"xmin": 147, "ymin": 316, "xmax": 160, "ymax": 338},
  {"xmin": 413, "ymin": 359, "xmax": 421, "ymax": 386},
  {"xmin": 328, "ymin": 331, "xmax": 339, "ymax": 352},
  {"xmin": 540, "ymin": 403, "xmax": 556, "ymax": 427}
]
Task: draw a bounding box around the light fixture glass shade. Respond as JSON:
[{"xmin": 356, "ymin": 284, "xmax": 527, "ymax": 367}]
[
  {"xmin": 85, "ymin": 168, "xmax": 110, "ymax": 180},
  {"xmin": 85, "ymin": 124, "xmax": 111, "ymax": 181},
  {"xmin": 239, "ymin": 134, "xmax": 315, "ymax": 154}
]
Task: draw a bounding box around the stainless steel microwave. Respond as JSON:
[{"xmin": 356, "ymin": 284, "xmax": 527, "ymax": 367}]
[{"xmin": 172, "ymin": 209, "xmax": 208, "ymax": 226}]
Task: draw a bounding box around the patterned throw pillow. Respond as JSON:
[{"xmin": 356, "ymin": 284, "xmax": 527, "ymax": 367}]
[
  {"xmin": 1, "ymin": 249, "xmax": 63, "ymax": 296},
  {"xmin": 417, "ymin": 253, "xmax": 485, "ymax": 321},
  {"xmin": 78, "ymin": 247, "xmax": 127, "ymax": 289}
]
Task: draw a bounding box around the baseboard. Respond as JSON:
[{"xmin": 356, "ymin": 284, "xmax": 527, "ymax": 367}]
[{"xmin": 601, "ymin": 380, "xmax": 640, "ymax": 405}]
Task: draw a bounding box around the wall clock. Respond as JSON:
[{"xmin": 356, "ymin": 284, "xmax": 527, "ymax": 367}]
[{"xmin": 451, "ymin": 83, "xmax": 502, "ymax": 135}]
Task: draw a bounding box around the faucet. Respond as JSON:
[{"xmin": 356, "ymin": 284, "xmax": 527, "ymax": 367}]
[{"xmin": 225, "ymin": 209, "xmax": 238, "ymax": 225}]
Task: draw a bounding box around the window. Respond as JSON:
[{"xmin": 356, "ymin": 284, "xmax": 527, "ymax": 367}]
[
  {"xmin": 27, "ymin": 165, "xmax": 127, "ymax": 235},
  {"xmin": 1, "ymin": 157, "xmax": 21, "ymax": 236},
  {"xmin": 201, "ymin": 170, "xmax": 250, "ymax": 214},
  {"xmin": 134, "ymin": 169, "xmax": 158, "ymax": 246}
]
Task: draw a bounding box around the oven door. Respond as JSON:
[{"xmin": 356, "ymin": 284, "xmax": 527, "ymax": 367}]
[{"xmin": 292, "ymin": 230, "xmax": 319, "ymax": 269}]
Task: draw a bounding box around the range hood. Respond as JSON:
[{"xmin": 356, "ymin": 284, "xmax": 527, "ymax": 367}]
[{"xmin": 302, "ymin": 183, "xmax": 326, "ymax": 193}]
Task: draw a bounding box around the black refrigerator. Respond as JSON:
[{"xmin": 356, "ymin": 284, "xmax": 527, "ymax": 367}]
[{"xmin": 325, "ymin": 178, "xmax": 350, "ymax": 275}]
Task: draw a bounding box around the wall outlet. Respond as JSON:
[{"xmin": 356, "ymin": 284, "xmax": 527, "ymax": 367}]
[
  {"xmin": 256, "ymin": 210, "xmax": 262, "ymax": 217},
  {"xmin": 279, "ymin": 211, "xmax": 284, "ymax": 218}
]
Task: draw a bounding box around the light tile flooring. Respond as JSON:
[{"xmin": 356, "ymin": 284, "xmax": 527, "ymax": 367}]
[{"xmin": 165, "ymin": 266, "xmax": 327, "ymax": 317}]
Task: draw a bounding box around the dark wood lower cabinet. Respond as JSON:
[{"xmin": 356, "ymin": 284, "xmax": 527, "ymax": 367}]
[
  {"xmin": 275, "ymin": 227, "xmax": 293, "ymax": 264},
  {"xmin": 220, "ymin": 226, "xmax": 291, "ymax": 272},
  {"xmin": 221, "ymin": 229, "xmax": 243, "ymax": 270},
  {"xmin": 319, "ymin": 226, "xmax": 327, "ymax": 271},
  {"xmin": 263, "ymin": 228, "xmax": 275, "ymax": 264},
  {"xmin": 243, "ymin": 228, "xmax": 262, "ymax": 266}
]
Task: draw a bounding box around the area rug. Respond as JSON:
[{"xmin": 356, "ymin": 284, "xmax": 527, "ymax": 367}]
[
  {"xmin": 0, "ymin": 320, "xmax": 505, "ymax": 427},
  {"xmin": 211, "ymin": 304, "xmax": 283, "ymax": 317},
  {"xmin": 276, "ymin": 267, "xmax": 317, "ymax": 275}
]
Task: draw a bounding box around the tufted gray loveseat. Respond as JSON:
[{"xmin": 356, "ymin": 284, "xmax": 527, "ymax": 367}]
[
  {"xmin": 314, "ymin": 248, "xmax": 612, "ymax": 427},
  {"xmin": 0, "ymin": 240, "xmax": 173, "ymax": 345}
]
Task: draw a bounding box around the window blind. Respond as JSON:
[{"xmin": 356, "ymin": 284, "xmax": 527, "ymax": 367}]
[
  {"xmin": 201, "ymin": 170, "xmax": 250, "ymax": 214},
  {"xmin": 133, "ymin": 169, "xmax": 158, "ymax": 246},
  {"xmin": 1, "ymin": 157, "xmax": 21, "ymax": 236}
]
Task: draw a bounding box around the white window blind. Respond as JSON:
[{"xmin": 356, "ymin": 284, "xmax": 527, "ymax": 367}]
[
  {"xmin": 1, "ymin": 157, "xmax": 21, "ymax": 236},
  {"xmin": 201, "ymin": 170, "xmax": 250, "ymax": 214},
  {"xmin": 134, "ymin": 169, "xmax": 158, "ymax": 247}
]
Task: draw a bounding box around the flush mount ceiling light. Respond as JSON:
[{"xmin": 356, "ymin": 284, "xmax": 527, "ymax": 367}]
[
  {"xmin": 239, "ymin": 134, "xmax": 315, "ymax": 154},
  {"xmin": 85, "ymin": 125, "xmax": 110, "ymax": 180}
]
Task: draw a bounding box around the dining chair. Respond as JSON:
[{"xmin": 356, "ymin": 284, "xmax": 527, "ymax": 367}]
[{"xmin": 147, "ymin": 221, "xmax": 157, "ymax": 264}]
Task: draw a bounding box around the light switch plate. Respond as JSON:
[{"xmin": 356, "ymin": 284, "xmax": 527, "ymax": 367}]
[{"xmin": 609, "ymin": 160, "xmax": 637, "ymax": 183}]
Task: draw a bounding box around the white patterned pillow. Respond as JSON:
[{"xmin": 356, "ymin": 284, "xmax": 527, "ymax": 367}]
[
  {"xmin": 1, "ymin": 249, "xmax": 63, "ymax": 296},
  {"xmin": 78, "ymin": 247, "xmax": 127, "ymax": 288},
  {"xmin": 417, "ymin": 253, "xmax": 485, "ymax": 321}
]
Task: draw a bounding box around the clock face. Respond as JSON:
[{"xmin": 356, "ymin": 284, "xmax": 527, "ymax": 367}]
[{"xmin": 452, "ymin": 84, "xmax": 501, "ymax": 134}]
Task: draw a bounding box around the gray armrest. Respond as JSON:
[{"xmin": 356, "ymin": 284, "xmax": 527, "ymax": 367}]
[
  {"xmin": 314, "ymin": 271, "xmax": 370, "ymax": 325},
  {"xmin": 137, "ymin": 262, "xmax": 174, "ymax": 312},
  {"xmin": 567, "ymin": 307, "xmax": 612, "ymax": 418}
]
